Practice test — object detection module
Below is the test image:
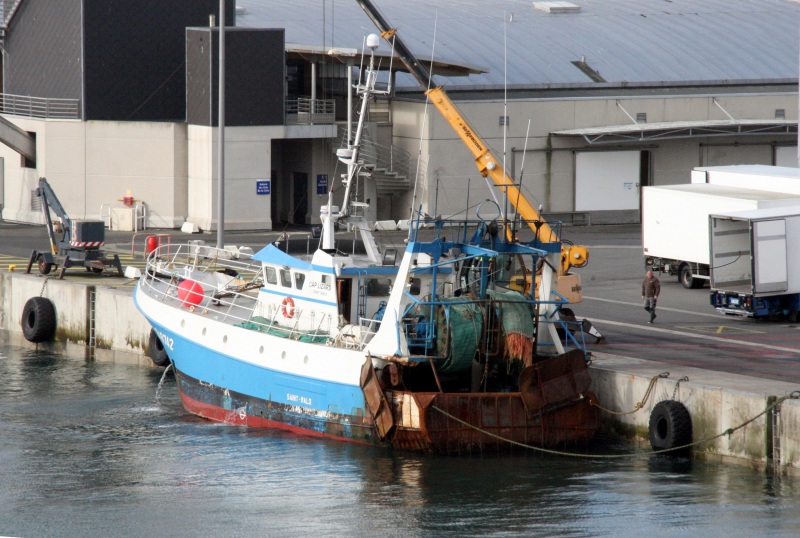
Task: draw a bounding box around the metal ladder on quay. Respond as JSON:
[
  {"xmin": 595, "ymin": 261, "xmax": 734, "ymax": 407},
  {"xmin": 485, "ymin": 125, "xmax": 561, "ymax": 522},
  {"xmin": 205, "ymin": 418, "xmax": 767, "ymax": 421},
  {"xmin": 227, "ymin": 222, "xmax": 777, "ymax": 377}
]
[{"xmin": 88, "ymin": 288, "xmax": 97, "ymax": 358}]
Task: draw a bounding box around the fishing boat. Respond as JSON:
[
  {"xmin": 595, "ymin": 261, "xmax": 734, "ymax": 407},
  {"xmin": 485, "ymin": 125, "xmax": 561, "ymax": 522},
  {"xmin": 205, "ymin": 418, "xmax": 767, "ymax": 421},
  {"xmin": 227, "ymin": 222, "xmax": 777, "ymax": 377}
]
[{"xmin": 134, "ymin": 32, "xmax": 600, "ymax": 454}]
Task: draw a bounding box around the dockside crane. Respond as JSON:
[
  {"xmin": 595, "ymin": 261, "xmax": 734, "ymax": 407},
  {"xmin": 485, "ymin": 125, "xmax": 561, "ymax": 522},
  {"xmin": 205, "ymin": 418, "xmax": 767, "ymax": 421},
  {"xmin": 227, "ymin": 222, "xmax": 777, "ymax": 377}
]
[
  {"xmin": 354, "ymin": 0, "xmax": 589, "ymax": 305},
  {"xmin": 25, "ymin": 177, "xmax": 123, "ymax": 279}
]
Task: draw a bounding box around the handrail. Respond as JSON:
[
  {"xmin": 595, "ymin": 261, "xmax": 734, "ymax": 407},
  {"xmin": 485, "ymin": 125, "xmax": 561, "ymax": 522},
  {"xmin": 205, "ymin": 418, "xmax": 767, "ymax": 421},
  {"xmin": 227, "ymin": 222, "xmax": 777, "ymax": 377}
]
[
  {"xmin": 99, "ymin": 204, "xmax": 111, "ymax": 228},
  {"xmin": 134, "ymin": 202, "xmax": 147, "ymax": 232},
  {"xmin": 285, "ymin": 96, "xmax": 335, "ymax": 125},
  {"xmin": 0, "ymin": 93, "xmax": 80, "ymax": 120}
]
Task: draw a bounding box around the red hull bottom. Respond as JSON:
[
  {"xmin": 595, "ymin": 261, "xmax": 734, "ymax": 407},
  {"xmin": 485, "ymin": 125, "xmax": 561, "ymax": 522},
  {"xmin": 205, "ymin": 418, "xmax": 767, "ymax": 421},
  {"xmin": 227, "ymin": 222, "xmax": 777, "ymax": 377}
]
[{"xmin": 174, "ymin": 354, "xmax": 601, "ymax": 455}]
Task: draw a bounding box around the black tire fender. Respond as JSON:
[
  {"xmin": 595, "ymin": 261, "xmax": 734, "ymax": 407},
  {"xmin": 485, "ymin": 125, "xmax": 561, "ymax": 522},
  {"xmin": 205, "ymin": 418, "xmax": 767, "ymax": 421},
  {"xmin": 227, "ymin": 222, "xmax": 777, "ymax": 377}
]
[
  {"xmin": 148, "ymin": 328, "xmax": 171, "ymax": 367},
  {"xmin": 649, "ymin": 400, "xmax": 693, "ymax": 454},
  {"xmin": 21, "ymin": 297, "xmax": 57, "ymax": 343}
]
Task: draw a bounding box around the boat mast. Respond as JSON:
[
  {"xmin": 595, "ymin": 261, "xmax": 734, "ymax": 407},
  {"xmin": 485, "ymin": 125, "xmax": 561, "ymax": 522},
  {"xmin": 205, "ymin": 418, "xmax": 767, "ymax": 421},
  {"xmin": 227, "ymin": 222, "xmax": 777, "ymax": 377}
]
[
  {"xmin": 322, "ymin": 34, "xmax": 384, "ymax": 262},
  {"xmin": 339, "ymin": 35, "xmax": 379, "ymax": 214}
]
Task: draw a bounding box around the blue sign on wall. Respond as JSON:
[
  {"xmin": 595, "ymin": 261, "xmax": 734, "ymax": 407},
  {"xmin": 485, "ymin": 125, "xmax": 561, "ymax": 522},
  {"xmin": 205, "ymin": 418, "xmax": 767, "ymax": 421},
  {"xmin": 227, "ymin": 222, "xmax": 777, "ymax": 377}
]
[
  {"xmin": 317, "ymin": 174, "xmax": 328, "ymax": 195},
  {"xmin": 256, "ymin": 180, "xmax": 271, "ymax": 195}
]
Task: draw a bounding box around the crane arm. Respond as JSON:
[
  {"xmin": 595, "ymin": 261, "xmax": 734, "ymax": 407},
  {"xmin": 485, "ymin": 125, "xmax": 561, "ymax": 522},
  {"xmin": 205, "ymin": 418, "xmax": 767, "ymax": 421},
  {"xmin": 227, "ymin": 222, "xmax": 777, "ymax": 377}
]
[
  {"xmin": 426, "ymin": 87, "xmax": 558, "ymax": 243},
  {"xmin": 37, "ymin": 177, "xmax": 70, "ymax": 223},
  {"xmin": 356, "ymin": 1, "xmax": 565, "ymax": 242},
  {"xmin": 36, "ymin": 177, "xmax": 70, "ymax": 255},
  {"xmin": 354, "ymin": 0, "xmax": 588, "ymax": 272}
]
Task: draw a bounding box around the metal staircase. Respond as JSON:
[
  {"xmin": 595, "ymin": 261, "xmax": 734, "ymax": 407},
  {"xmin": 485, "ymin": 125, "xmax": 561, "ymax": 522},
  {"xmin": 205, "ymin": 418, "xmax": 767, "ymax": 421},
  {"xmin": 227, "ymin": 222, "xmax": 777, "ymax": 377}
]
[{"xmin": 330, "ymin": 102, "xmax": 417, "ymax": 196}]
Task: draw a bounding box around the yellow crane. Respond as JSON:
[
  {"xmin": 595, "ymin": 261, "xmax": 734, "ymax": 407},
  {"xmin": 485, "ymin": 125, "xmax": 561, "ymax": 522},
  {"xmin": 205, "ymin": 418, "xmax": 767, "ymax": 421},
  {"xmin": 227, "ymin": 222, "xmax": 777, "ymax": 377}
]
[{"xmin": 355, "ymin": 0, "xmax": 588, "ymax": 303}]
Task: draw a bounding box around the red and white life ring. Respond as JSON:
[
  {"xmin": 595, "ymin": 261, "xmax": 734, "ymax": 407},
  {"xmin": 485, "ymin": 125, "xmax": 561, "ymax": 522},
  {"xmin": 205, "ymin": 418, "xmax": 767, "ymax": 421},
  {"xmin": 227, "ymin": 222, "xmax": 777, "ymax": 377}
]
[{"xmin": 281, "ymin": 296, "xmax": 295, "ymax": 318}]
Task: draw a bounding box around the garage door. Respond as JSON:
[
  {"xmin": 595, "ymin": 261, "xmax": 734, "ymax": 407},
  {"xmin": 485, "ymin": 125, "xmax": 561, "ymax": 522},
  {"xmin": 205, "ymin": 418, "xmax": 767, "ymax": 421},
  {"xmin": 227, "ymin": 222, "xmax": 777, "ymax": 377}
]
[
  {"xmin": 575, "ymin": 151, "xmax": 640, "ymax": 211},
  {"xmin": 774, "ymin": 146, "xmax": 798, "ymax": 168}
]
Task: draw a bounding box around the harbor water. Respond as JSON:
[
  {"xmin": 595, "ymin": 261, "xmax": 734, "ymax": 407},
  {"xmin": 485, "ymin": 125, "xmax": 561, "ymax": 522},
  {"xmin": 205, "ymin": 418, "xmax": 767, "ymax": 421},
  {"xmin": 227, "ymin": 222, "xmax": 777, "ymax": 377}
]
[{"xmin": 1, "ymin": 341, "xmax": 800, "ymax": 538}]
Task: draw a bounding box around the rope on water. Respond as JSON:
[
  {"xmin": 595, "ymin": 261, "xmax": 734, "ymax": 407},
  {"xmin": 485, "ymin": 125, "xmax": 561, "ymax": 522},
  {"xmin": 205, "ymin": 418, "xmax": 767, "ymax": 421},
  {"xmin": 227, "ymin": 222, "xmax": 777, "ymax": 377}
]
[{"xmin": 430, "ymin": 390, "xmax": 800, "ymax": 459}]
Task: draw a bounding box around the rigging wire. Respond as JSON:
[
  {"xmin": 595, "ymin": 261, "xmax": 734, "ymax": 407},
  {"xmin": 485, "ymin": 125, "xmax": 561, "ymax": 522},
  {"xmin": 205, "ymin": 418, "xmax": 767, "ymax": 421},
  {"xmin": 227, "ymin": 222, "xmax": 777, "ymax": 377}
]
[
  {"xmin": 515, "ymin": 119, "xmax": 532, "ymax": 220},
  {"xmin": 501, "ymin": 11, "xmax": 508, "ymax": 222},
  {"xmin": 408, "ymin": 11, "xmax": 439, "ymax": 238}
]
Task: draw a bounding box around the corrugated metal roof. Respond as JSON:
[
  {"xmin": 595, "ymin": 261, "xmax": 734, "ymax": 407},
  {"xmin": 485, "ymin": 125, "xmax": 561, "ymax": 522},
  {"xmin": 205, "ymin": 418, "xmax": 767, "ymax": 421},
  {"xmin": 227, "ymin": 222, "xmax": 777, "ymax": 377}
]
[{"xmin": 235, "ymin": 0, "xmax": 799, "ymax": 90}]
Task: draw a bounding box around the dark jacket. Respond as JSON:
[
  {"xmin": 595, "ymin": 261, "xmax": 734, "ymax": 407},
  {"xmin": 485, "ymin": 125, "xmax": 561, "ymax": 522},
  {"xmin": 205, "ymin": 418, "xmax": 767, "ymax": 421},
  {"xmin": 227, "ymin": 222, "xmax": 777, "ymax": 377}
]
[{"xmin": 642, "ymin": 275, "xmax": 661, "ymax": 298}]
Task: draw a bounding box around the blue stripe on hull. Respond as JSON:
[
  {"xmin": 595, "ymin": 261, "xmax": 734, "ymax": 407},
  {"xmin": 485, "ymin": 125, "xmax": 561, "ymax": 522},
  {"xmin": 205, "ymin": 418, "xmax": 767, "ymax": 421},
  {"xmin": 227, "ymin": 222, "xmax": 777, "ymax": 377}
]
[{"xmin": 148, "ymin": 322, "xmax": 370, "ymax": 430}]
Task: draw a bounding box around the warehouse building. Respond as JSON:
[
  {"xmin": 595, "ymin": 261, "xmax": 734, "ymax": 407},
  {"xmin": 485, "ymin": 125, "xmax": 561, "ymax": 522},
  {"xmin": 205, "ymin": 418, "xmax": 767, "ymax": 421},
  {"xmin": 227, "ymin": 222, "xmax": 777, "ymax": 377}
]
[{"xmin": 0, "ymin": 0, "xmax": 797, "ymax": 229}]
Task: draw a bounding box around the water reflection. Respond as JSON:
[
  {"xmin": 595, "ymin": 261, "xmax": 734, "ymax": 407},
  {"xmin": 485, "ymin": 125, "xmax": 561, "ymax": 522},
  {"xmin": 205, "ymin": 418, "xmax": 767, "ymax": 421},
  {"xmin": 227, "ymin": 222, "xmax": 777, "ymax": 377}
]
[{"xmin": 1, "ymin": 342, "xmax": 800, "ymax": 537}]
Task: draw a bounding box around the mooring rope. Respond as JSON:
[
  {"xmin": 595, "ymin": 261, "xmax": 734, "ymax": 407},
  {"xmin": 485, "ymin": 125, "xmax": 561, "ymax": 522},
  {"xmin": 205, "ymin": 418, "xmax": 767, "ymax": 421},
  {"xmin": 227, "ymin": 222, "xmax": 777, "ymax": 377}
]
[
  {"xmin": 430, "ymin": 390, "xmax": 800, "ymax": 459},
  {"xmin": 589, "ymin": 372, "xmax": 671, "ymax": 416}
]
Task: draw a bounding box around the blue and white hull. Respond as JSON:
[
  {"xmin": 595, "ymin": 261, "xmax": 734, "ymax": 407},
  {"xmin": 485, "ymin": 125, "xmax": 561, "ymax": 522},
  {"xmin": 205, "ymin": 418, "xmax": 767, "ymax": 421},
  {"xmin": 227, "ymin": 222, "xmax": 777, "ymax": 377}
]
[
  {"xmin": 133, "ymin": 235, "xmax": 601, "ymax": 454},
  {"xmin": 135, "ymin": 283, "xmax": 377, "ymax": 442}
]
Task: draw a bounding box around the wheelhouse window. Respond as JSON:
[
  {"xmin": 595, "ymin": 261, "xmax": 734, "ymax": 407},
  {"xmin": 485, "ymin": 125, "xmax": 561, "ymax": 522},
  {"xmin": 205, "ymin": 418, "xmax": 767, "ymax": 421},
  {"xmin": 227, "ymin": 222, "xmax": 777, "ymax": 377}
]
[
  {"xmin": 294, "ymin": 272, "xmax": 306, "ymax": 290},
  {"xmin": 280, "ymin": 269, "xmax": 292, "ymax": 288},
  {"xmin": 366, "ymin": 278, "xmax": 392, "ymax": 296},
  {"xmin": 265, "ymin": 267, "xmax": 277, "ymax": 285}
]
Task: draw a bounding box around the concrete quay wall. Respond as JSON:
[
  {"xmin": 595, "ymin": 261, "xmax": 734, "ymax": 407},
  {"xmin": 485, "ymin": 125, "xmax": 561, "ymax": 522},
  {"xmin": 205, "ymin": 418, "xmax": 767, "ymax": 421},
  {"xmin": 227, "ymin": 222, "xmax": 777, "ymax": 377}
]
[
  {"xmin": 591, "ymin": 353, "xmax": 800, "ymax": 475},
  {"xmin": 1, "ymin": 272, "xmax": 152, "ymax": 363},
  {"xmin": 2, "ymin": 271, "xmax": 799, "ymax": 473}
]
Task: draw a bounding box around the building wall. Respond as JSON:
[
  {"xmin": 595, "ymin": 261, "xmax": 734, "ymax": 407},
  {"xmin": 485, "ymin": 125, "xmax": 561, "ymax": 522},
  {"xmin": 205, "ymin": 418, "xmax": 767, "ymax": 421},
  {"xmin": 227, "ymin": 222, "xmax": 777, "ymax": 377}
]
[
  {"xmin": 186, "ymin": 27, "xmax": 285, "ymax": 127},
  {"xmin": 4, "ymin": 0, "xmax": 234, "ymax": 118},
  {"xmin": 82, "ymin": 0, "xmax": 234, "ymax": 121},
  {"xmin": 389, "ymin": 91, "xmax": 798, "ymax": 222},
  {"xmin": 0, "ymin": 117, "xmax": 188, "ymax": 228},
  {"xmin": 187, "ymin": 124, "xmax": 279, "ymax": 231},
  {"xmin": 309, "ymin": 137, "xmax": 339, "ymax": 225},
  {"xmin": 390, "ymin": 100, "xmax": 432, "ymax": 221},
  {"xmin": 85, "ymin": 121, "xmax": 188, "ymax": 227},
  {"xmin": 4, "ymin": 0, "xmax": 82, "ymax": 100}
]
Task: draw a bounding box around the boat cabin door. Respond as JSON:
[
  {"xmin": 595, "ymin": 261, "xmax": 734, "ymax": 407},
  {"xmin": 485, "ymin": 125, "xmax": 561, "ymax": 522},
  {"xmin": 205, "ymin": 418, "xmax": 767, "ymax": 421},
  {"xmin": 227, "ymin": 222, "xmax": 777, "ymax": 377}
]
[{"xmin": 336, "ymin": 278, "xmax": 352, "ymax": 323}]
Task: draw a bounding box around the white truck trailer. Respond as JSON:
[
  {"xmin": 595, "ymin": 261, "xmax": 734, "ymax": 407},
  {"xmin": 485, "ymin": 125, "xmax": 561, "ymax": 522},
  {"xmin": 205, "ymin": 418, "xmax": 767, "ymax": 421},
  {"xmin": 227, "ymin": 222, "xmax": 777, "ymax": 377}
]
[
  {"xmin": 692, "ymin": 164, "xmax": 800, "ymax": 191},
  {"xmin": 642, "ymin": 183, "xmax": 800, "ymax": 288},
  {"xmin": 709, "ymin": 206, "xmax": 800, "ymax": 319}
]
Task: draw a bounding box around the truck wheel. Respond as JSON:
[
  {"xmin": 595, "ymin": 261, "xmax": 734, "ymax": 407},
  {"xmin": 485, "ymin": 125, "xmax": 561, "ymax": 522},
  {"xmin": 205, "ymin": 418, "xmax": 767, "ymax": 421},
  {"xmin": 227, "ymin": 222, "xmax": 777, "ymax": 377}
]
[
  {"xmin": 38, "ymin": 257, "xmax": 52, "ymax": 275},
  {"xmin": 679, "ymin": 265, "xmax": 703, "ymax": 289}
]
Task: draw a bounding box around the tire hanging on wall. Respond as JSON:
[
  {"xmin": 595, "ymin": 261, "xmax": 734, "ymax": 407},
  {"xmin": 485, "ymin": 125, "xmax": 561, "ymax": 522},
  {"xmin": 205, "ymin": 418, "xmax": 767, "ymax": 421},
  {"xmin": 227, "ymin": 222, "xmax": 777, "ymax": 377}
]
[
  {"xmin": 148, "ymin": 328, "xmax": 171, "ymax": 367},
  {"xmin": 21, "ymin": 297, "xmax": 57, "ymax": 343},
  {"xmin": 649, "ymin": 400, "xmax": 693, "ymax": 456}
]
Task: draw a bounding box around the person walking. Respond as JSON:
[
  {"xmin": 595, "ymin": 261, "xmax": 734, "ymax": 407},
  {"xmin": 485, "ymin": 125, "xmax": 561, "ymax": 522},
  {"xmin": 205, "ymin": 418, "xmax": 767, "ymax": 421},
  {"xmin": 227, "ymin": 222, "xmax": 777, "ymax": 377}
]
[{"xmin": 642, "ymin": 270, "xmax": 661, "ymax": 323}]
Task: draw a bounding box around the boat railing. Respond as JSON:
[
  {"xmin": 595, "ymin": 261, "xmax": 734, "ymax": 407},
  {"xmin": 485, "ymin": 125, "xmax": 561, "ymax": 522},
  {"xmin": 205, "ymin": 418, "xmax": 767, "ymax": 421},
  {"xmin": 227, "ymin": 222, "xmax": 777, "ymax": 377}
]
[
  {"xmin": 537, "ymin": 314, "xmax": 590, "ymax": 356},
  {"xmin": 332, "ymin": 318, "xmax": 380, "ymax": 349},
  {"xmin": 244, "ymin": 305, "xmax": 335, "ymax": 344},
  {"xmin": 146, "ymin": 243, "xmax": 261, "ymax": 276},
  {"xmin": 140, "ymin": 244, "xmax": 343, "ymax": 344}
]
